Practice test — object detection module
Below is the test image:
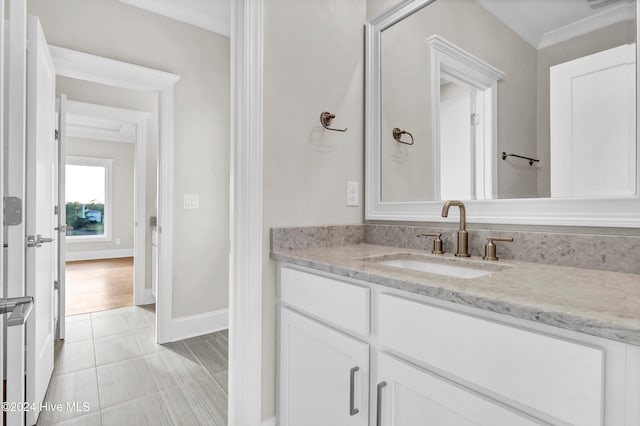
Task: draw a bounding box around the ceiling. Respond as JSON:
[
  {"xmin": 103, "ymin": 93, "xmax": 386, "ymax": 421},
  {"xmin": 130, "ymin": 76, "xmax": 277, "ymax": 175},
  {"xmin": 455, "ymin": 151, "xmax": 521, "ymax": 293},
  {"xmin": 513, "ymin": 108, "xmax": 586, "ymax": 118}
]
[
  {"xmin": 116, "ymin": 0, "xmax": 230, "ymax": 37},
  {"xmin": 475, "ymin": 0, "xmax": 636, "ymax": 49}
]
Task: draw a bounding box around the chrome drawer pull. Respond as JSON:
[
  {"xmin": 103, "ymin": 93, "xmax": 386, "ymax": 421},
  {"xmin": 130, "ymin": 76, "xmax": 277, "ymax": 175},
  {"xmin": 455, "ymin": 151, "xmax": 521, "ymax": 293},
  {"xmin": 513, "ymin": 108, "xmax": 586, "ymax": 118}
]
[{"xmin": 349, "ymin": 366, "xmax": 359, "ymax": 416}]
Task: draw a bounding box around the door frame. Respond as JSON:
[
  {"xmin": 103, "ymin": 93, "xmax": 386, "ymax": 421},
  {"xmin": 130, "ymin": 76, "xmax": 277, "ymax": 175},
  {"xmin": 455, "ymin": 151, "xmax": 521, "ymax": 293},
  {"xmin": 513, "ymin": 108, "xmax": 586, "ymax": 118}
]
[
  {"xmin": 49, "ymin": 46, "xmax": 180, "ymax": 343},
  {"xmin": 428, "ymin": 35, "xmax": 504, "ymax": 201},
  {"xmin": 62, "ymin": 99, "xmax": 151, "ymax": 308},
  {"xmin": 5, "ymin": 0, "xmax": 27, "ymax": 424},
  {"xmin": 230, "ymin": 0, "xmax": 264, "ymax": 424}
]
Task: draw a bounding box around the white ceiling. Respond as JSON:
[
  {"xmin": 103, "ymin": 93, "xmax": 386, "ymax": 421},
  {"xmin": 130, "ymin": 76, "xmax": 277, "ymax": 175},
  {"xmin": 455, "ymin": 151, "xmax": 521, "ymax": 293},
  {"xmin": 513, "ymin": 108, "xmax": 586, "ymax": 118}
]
[
  {"xmin": 475, "ymin": 0, "xmax": 636, "ymax": 49},
  {"xmin": 116, "ymin": 0, "xmax": 230, "ymax": 37}
]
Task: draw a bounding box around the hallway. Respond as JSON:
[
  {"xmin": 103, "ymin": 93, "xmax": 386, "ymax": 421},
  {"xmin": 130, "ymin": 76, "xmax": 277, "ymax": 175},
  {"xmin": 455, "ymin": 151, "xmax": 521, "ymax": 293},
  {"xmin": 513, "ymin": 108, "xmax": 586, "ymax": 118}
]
[
  {"xmin": 38, "ymin": 306, "xmax": 228, "ymax": 425},
  {"xmin": 65, "ymin": 258, "xmax": 134, "ymax": 316}
]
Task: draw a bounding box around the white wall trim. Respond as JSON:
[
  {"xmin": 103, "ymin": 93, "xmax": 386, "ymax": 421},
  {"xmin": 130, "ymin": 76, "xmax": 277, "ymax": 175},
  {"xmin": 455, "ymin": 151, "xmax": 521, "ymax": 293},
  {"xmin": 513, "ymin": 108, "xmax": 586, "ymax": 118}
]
[
  {"xmin": 167, "ymin": 308, "xmax": 229, "ymax": 342},
  {"xmin": 230, "ymin": 0, "xmax": 264, "ymax": 425},
  {"xmin": 262, "ymin": 417, "xmax": 277, "ymax": 426},
  {"xmin": 65, "ymin": 248, "xmax": 134, "ymax": 262},
  {"xmin": 140, "ymin": 287, "xmax": 156, "ymax": 305},
  {"xmin": 49, "ymin": 46, "xmax": 180, "ymax": 344},
  {"xmin": 538, "ymin": 2, "xmax": 636, "ymax": 49},
  {"xmin": 50, "ymin": 45, "xmax": 180, "ymax": 91}
]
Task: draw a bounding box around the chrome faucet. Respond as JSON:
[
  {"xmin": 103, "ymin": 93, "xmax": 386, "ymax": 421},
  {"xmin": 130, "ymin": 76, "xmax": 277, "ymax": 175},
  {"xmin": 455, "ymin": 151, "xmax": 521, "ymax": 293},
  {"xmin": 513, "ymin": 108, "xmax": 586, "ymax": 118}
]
[{"xmin": 441, "ymin": 200, "xmax": 470, "ymax": 257}]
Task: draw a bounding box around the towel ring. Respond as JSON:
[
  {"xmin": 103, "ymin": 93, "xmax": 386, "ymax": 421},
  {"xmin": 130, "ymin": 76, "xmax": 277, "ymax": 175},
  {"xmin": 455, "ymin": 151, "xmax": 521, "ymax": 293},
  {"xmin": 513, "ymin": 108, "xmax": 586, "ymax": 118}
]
[
  {"xmin": 393, "ymin": 128, "xmax": 414, "ymax": 145},
  {"xmin": 320, "ymin": 112, "xmax": 348, "ymax": 132}
]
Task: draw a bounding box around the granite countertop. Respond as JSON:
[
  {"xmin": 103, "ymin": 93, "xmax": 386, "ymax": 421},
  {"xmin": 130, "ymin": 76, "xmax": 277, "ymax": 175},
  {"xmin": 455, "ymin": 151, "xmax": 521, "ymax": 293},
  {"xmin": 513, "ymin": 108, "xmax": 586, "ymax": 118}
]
[{"xmin": 271, "ymin": 243, "xmax": 640, "ymax": 346}]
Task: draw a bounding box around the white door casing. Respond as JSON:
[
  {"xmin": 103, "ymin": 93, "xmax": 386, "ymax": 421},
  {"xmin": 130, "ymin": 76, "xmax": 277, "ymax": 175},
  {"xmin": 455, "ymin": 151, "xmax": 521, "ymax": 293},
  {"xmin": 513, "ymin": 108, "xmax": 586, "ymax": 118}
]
[
  {"xmin": 0, "ymin": 0, "xmax": 5, "ymax": 414},
  {"xmin": 5, "ymin": 0, "xmax": 27, "ymax": 424},
  {"xmin": 25, "ymin": 16, "xmax": 57, "ymax": 426},
  {"xmin": 229, "ymin": 1, "xmax": 264, "ymax": 423},
  {"xmin": 56, "ymin": 94, "xmax": 67, "ymax": 339},
  {"xmin": 47, "ymin": 46, "xmax": 179, "ymax": 343}
]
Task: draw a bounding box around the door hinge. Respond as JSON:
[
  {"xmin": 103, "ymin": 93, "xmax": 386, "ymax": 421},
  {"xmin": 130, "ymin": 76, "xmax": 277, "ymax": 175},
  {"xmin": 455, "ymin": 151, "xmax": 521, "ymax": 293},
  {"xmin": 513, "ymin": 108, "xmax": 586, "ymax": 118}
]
[
  {"xmin": 471, "ymin": 113, "xmax": 481, "ymax": 126},
  {"xmin": 54, "ymin": 280, "xmax": 59, "ymax": 290},
  {"xmin": 4, "ymin": 196, "xmax": 22, "ymax": 226},
  {"xmin": 54, "ymin": 205, "xmax": 59, "ymax": 215},
  {"xmin": 54, "ymin": 129, "xmax": 60, "ymax": 140}
]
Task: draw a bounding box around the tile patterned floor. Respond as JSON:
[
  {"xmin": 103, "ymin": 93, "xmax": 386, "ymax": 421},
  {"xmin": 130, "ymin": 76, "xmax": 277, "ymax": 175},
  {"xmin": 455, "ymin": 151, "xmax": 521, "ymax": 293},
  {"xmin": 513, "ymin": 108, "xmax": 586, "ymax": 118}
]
[{"xmin": 36, "ymin": 306, "xmax": 228, "ymax": 426}]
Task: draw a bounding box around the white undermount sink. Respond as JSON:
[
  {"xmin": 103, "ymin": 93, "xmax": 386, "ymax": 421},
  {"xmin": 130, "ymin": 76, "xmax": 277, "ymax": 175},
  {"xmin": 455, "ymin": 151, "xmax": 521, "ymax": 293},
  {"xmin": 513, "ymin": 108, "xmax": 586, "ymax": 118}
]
[
  {"xmin": 370, "ymin": 253, "xmax": 508, "ymax": 279},
  {"xmin": 378, "ymin": 259, "xmax": 491, "ymax": 278}
]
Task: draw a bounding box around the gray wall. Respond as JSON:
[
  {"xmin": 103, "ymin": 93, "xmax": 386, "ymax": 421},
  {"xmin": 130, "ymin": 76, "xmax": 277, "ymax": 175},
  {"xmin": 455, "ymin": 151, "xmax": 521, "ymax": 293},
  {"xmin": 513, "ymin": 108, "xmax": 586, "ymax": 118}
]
[
  {"xmin": 262, "ymin": 0, "xmax": 366, "ymax": 418},
  {"xmin": 31, "ymin": 0, "xmax": 231, "ymax": 318},
  {"xmin": 65, "ymin": 137, "xmax": 135, "ymax": 255}
]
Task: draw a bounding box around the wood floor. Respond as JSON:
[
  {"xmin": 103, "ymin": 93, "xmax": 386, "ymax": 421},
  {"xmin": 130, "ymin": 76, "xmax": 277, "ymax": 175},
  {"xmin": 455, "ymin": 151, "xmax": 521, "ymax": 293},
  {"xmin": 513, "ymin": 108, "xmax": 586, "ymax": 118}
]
[{"xmin": 66, "ymin": 257, "xmax": 134, "ymax": 316}]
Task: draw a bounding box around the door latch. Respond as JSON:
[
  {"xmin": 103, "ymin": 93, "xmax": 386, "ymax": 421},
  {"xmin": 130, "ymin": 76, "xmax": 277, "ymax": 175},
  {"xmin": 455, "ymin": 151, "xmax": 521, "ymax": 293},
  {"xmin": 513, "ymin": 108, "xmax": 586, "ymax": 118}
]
[{"xmin": 27, "ymin": 234, "xmax": 55, "ymax": 248}]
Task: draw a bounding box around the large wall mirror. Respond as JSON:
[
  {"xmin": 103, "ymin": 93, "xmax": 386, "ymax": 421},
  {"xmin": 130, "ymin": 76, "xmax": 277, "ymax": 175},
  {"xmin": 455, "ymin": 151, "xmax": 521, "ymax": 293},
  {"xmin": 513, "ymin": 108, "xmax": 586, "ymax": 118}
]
[{"xmin": 365, "ymin": 0, "xmax": 640, "ymax": 227}]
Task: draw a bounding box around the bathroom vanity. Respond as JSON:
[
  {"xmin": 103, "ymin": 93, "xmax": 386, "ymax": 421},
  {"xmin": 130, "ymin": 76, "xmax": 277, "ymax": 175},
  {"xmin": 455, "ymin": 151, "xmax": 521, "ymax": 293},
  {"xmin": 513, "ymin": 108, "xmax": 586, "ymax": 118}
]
[
  {"xmin": 274, "ymin": 243, "xmax": 640, "ymax": 426},
  {"xmin": 272, "ymin": 0, "xmax": 640, "ymax": 423}
]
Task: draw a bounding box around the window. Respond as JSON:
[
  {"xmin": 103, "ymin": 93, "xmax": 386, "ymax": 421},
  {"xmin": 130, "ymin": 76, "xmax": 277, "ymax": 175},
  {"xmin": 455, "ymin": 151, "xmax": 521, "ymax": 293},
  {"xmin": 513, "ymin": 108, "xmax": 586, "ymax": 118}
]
[{"xmin": 65, "ymin": 156, "xmax": 113, "ymax": 241}]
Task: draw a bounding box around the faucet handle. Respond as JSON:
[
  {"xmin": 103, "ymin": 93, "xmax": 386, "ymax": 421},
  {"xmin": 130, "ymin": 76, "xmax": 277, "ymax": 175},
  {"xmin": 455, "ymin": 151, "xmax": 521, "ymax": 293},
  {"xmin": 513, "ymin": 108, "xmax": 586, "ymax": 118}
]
[
  {"xmin": 483, "ymin": 237, "xmax": 513, "ymax": 261},
  {"xmin": 419, "ymin": 233, "xmax": 444, "ymax": 255}
]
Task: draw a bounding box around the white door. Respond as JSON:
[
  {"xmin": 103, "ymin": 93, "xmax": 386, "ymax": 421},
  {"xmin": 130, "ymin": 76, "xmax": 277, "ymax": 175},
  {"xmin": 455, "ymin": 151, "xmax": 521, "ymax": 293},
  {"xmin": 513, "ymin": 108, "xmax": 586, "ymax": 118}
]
[
  {"xmin": 25, "ymin": 16, "xmax": 57, "ymax": 426},
  {"xmin": 374, "ymin": 352, "xmax": 540, "ymax": 426},
  {"xmin": 56, "ymin": 94, "xmax": 67, "ymax": 339},
  {"xmin": 439, "ymin": 86, "xmax": 473, "ymax": 200},
  {"xmin": 550, "ymin": 43, "xmax": 636, "ymax": 198},
  {"xmin": 279, "ymin": 308, "xmax": 369, "ymax": 426}
]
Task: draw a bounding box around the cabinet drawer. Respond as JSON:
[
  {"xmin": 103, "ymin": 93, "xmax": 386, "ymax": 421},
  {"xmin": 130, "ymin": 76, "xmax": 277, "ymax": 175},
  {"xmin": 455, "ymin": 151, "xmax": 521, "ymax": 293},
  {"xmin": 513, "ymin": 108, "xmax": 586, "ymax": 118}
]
[
  {"xmin": 280, "ymin": 267, "xmax": 370, "ymax": 336},
  {"xmin": 378, "ymin": 294, "xmax": 603, "ymax": 426}
]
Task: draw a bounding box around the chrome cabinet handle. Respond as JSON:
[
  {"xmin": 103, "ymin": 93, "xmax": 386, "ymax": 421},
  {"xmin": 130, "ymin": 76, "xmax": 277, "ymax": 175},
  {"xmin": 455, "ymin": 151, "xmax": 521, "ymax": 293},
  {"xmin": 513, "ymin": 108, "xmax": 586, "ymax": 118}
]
[
  {"xmin": 349, "ymin": 366, "xmax": 359, "ymax": 416},
  {"xmin": 0, "ymin": 296, "xmax": 34, "ymax": 326},
  {"xmin": 376, "ymin": 381, "xmax": 387, "ymax": 426}
]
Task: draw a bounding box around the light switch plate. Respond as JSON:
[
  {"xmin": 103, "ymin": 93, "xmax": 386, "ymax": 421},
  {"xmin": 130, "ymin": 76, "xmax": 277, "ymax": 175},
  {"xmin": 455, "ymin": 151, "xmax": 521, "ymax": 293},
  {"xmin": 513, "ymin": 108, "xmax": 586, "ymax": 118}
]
[
  {"xmin": 347, "ymin": 181, "xmax": 359, "ymax": 207},
  {"xmin": 183, "ymin": 193, "xmax": 200, "ymax": 209}
]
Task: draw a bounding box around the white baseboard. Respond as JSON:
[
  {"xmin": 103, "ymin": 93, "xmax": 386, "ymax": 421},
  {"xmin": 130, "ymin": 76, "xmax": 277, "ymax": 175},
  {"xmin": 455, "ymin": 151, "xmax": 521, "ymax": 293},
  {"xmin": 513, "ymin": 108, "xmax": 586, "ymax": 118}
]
[
  {"xmin": 262, "ymin": 417, "xmax": 276, "ymax": 426},
  {"xmin": 136, "ymin": 287, "xmax": 156, "ymax": 306},
  {"xmin": 66, "ymin": 248, "xmax": 134, "ymax": 261},
  {"xmin": 167, "ymin": 308, "xmax": 229, "ymax": 342}
]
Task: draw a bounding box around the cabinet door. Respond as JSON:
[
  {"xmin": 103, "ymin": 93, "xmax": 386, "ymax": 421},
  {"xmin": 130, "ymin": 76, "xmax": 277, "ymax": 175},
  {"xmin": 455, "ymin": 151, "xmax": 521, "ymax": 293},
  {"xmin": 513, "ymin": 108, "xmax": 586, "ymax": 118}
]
[
  {"xmin": 279, "ymin": 308, "xmax": 369, "ymax": 426},
  {"xmin": 374, "ymin": 353, "xmax": 541, "ymax": 426}
]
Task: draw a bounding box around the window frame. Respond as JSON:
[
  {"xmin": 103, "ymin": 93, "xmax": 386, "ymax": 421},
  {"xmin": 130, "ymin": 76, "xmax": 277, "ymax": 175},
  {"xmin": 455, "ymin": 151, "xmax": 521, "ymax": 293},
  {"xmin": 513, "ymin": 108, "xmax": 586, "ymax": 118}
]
[{"xmin": 65, "ymin": 156, "xmax": 113, "ymax": 243}]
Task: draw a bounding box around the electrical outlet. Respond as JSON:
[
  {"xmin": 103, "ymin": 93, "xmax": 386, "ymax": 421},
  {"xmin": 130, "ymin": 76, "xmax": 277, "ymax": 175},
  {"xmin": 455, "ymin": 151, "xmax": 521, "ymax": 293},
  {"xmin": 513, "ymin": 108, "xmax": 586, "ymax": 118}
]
[
  {"xmin": 115, "ymin": 238, "xmax": 121, "ymax": 245},
  {"xmin": 183, "ymin": 194, "xmax": 200, "ymax": 209},
  {"xmin": 347, "ymin": 181, "xmax": 359, "ymax": 207}
]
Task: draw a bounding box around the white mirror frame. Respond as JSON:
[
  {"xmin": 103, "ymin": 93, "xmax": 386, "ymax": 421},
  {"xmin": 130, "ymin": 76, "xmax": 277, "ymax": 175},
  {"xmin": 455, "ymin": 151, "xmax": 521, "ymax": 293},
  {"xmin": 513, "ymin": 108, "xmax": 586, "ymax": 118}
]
[{"xmin": 365, "ymin": 0, "xmax": 640, "ymax": 227}]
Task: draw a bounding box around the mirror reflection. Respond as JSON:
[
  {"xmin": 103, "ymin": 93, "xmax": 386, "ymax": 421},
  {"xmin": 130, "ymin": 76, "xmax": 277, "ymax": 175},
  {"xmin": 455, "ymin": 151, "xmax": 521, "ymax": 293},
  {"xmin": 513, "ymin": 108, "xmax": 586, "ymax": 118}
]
[{"xmin": 380, "ymin": 0, "xmax": 637, "ymax": 202}]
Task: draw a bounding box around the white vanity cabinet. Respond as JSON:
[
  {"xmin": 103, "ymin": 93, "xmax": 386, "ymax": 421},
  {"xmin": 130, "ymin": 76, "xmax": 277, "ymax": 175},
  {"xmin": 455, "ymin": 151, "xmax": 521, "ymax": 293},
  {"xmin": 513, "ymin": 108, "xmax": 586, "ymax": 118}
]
[
  {"xmin": 277, "ymin": 264, "xmax": 640, "ymax": 426},
  {"xmin": 278, "ymin": 266, "xmax": 371, "ymax": 426},
  {"xmin": 279, "ymin": 308, "xmax": 369, "ymax": 426}
]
